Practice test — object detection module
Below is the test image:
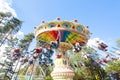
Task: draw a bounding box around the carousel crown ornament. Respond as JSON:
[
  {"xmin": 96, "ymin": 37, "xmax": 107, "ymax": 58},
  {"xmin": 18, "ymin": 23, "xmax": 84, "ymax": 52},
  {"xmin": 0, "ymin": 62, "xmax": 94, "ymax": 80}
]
[{"xmin": 34, "ymin": 18, "xmax": 91, "ymax": 80}]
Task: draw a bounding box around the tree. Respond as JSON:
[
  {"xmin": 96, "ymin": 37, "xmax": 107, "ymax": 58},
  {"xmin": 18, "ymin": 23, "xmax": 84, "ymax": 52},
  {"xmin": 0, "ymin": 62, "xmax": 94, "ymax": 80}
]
[
  {"xmin": 105, "ymin": 61, "xmax": 120, "ymax": 73},
  {"xmin": 0, "ymin": 12, "xmax": 22, "ymax": 47},
  {"xmin": 0, "ymin": 12, "xmax": 11, "ymax": 25},
  {"xmin": 116, "ymin": 38, "xmax": 120, "ymax": 48},
  {"xmin": 102, "ymin": 38, "xmax": 120, "ymax": 80},
  {"xmin": 69, "ymin": 46, "xmax": 106, "ymax": 80},
  {"xmin": 18, "ymin": 33, "xmax": 34, "ymax": 52},
  {"xmin": 0, "ymin": 12, "xmax": 22, "ymax": 80},
  {"xmin": 0, "ymin": 12, "xmax": 53, "ymax": 80},
  {"xmin": 106, "ymin": 38, "xmax": 120, "ymax": 73}
]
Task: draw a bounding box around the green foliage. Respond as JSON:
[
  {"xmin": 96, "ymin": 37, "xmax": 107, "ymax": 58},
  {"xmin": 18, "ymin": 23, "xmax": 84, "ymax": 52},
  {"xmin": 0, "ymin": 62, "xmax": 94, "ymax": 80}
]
[
  {"xmin": 0, "ymin": 12, "xmax": 22, "ymax": 34},
  {"xmin": 18, "ymin": 33, "xmax": 35, "ymax": 52},
  {"xmin": 69, "ymin": 46, "xmax": 106, "ymax": 80},
  {"xmin": 3, "ymin": 17, "xmax": 22, "ymax": 33},
  {"xmin": 19, "ymin": 67, "xmax": 27, "ymax": 75},
  {"xmin": 116, "ymin": 38, "xmax": 120, "ymax": 48},
  {"xmin": 0, "ymin": 12, "xmax": 22, "ymax": 47},
  {"xmin": 0, "ymin": 12, "xmax": 11, "ymax": 26},
  {"xmin": 45, "ymin": 76, "xmax": 53, "ymax": 80},
  {"xmin": 4, "ymin": 76, "xmax": 11, "ymax": 80},
  {"xmin": 105, "ymin": 60, "xmax": 120, "ymax": 73},
  {"xmin": 0, "ymin": 12, "xmax": 11, "ymax": 17},
  {"xmin": 19, "ymin": 33, "xmax": 34, "ymax": 43}
]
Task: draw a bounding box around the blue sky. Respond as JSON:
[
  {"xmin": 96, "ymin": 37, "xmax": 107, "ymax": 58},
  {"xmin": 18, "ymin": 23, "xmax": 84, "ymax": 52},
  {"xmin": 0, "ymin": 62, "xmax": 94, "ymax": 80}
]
[
  {"xmin": 11, "ymin": 0, "xmax": 120, "ymax": 46},
  {"xmin": 1, "ymin": 0, "xmax": 120, "ymax": 50}
]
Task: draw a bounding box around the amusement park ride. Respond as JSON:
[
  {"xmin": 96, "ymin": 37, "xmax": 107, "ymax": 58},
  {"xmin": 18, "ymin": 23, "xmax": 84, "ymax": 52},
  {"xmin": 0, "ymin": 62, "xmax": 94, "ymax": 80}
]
[
  {"xmin": 0, "ymin": 18, "xmax": 120, "ymax": 80},
  {"xmin": 34, "ymin": 18, "xmax": 90, "ymax": 80}
]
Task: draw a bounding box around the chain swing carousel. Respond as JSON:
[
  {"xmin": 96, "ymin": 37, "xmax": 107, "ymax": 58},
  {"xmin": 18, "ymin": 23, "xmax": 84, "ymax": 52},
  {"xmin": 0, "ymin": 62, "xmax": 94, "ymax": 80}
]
[{"xmin": 34, "ymin": 18, "xmax": 91, "ymax": 80}]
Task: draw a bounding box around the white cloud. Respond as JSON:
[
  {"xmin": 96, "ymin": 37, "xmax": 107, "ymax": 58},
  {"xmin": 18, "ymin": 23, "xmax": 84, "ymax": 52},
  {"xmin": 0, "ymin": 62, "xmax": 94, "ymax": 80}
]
[
  {"xmin": 16, "ymin": 31, "xmax": 24, "ymax": 36},
  {"xmin": 87, "ymin": 38, "xmax": 105, "ymax": 47},
  {"xmin": 0, "ymin": 0, "xmax": 17, "ymax": 17},
  {"xmin": 15, "ymin": 31, "xmax": 24, "ymax": 39},
  {"xmin": 5, "ymin": 31, "xmax": 24, "ymax": 40}
]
